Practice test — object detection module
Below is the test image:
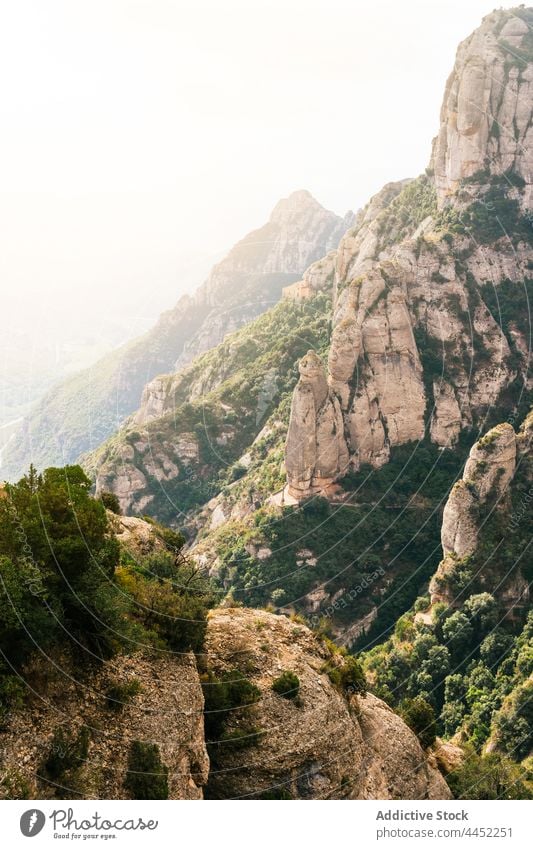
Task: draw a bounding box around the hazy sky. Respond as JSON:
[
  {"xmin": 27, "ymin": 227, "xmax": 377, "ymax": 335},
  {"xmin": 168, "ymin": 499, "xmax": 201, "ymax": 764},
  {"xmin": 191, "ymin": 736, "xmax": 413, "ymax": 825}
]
[{"xmin": 0, "ymin": 0, "xmax": 517, "ymax": 376}]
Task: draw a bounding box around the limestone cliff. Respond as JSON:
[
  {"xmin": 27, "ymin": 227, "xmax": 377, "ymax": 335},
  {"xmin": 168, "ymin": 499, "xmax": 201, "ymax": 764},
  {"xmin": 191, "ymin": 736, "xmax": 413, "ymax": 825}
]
[
  {"xmin": 87, "ymin": 10, "xmax": 531, "ymax": 525},
  {"xmin": 285, "ymin": 351, "xmax": 348, "ymax": 497},
  {"xmin": 284, "ymin": 8, "xmax": 532, "ymax": 498},
  {"xmin": 205, "ymin": 608, "xmax": 450, "ymax": 799},
  {"xmin": 429, "ymin": 417, "xmax": 530, "ymax": 609},
  {"xmin": 0, "ymin": 605, "xmax": 453, "ymax": 801},
  {"xmin": 431, "ymin": 7, "xmax": 533, "ymax": 208}
]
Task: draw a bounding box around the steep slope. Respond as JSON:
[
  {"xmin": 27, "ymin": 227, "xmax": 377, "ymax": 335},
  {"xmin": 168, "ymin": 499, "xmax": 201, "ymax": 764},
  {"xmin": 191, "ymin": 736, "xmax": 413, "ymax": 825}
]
[
  {"xmin": 204, "ymin": 608, "xmax": 450, "ymax": 799},
  {"xmin": 430, "ymin": 412, "xmax": 532, "ymax": 614},
  {"xmin": 90, "ymin": 11, "xmax": 532, "ymax": 524},
  {"xmin": 2, "ymin": 191, "xmax": 350, "ymax": 482},
  {"xmin": 88, "ymin": 293, "xmax": 333, "ymax": 520},
  {"xmin": 285, "ymin": 12, "xmax": 533, "ymax": 494},
  {"xmin": 77, "ymin": 10, "xmax": 532, "ymax": 659},
  {"xmin": 362, "ymin": 411, "xmax": 532, "ymax": 769},
  {"xmin": 0, "ymin": 651, "xmax": 209, "ymax": 800},
  {"xmin": 86, "ymin": 179, "xmax": 412, "ymax": 516}
]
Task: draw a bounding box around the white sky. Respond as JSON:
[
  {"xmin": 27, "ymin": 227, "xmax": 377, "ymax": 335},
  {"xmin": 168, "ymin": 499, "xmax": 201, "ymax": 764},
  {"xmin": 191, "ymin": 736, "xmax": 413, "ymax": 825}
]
[{"xmin": 0, "ymin": 0, "xmax": 517, "ymax": 359}]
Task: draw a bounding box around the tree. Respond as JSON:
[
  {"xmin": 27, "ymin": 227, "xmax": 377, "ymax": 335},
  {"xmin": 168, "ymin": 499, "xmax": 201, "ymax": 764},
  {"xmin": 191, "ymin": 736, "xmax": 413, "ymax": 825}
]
[
  {"xmin": 463, "ymin": 593, "xmax": 498, "ymax": 643},
  {"xmin": 116, "ymin": 553, "xmax": 215, "ymax": 653},
  {"xmin": 494, "ymin": 681, "xmax": 533, "ymax": 761},
  {"xmin": 0, "ymin": 465, "xmax": 125, "ymax": 659},
  {"xmin": 448, "ymin": 750, "xmax": 533, "ymax": 800},
  {"xmin": 442, "ymin": 611, "xmax": 473, "ymax": 661},
  {"xmin": 400, "ymin": 697, "xmax": 437, "ymax": 749},
  {"xmin": 480, "ymin": 629, "xmax": 514, "ymax": 668},
  {"xmin": 98, "ymin": 491, "xmax": 121, "ymax": 514}
]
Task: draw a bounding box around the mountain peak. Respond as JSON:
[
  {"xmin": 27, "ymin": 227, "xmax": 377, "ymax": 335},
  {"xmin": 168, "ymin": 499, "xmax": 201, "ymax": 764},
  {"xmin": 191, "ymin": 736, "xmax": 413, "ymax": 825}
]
[
  {"xmin": 431, "ymin": 5, "xmax": 533, "ymax": 207},
  {"xmin": 269, "ymin": 189, "xmax": 324, "ymax": 222}
]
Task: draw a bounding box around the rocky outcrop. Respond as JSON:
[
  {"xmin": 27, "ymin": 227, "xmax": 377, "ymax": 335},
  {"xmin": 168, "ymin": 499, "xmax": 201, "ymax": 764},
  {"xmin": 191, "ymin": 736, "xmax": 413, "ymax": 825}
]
[
  {"xmin": 282, "ymin": 251, "xmax": 337, "ymax": 301},
  {"xmin": 106, "ymin": 511, "xmax": 167, "ymax": 559},
  {"xmin": 0, "ymin": 604, "xmax": 454, "ymax": 802},
  {"xmin": 205, "ymin": 608, "xmax": 451, "ymax": 799},
  {"xmin": 0, "ymin": 652, "xmax": 209, "ymax": 800},
  {"xmin": 430, "ymin": 379, "xmax": 463, "ymax": 446},
  {"xmin": 285, "ymin": 351, "xmax": 348, "ymax": 497},
  {"xmin": 431, "ymin": 7, "xmax": 533, "ymax": 208},
  {"xmin": 85, "ymin": 10, "xmax": 531, "ymax": 522},
  {"xmin": 430, "ymin": 422, "xmax": 518, "ymax": 604},
  {"xmin": 284, "ymin": 9, "xmax": 532, "ymax": 498}
]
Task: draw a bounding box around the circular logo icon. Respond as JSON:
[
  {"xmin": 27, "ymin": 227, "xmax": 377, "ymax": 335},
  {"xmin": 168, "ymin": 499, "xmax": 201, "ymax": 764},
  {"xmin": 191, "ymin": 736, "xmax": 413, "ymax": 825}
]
[{"xmin": 20, "ymin": 810, "xmax": 46, "ymax": 837}]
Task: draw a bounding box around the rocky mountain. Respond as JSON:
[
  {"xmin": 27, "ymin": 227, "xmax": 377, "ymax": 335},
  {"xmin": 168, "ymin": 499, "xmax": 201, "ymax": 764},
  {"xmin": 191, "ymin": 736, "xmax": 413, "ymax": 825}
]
[
  {"xmin": 284, "ymin": 4, "xmax": 533, "ymax": 497},
  {"xmin": 429, "ymin": 411, "xmax": 532, "ymax": 613},
  {"xmin": 203, "ymin": 608, "xmax": 450, "ymax": 799},
  {"xmin": 0, "ymin": 606, "xmax": 449, "ymax": 800},
  {"xmin": 1, "ymin": 8, "xmax": 532, "ymax": 803},
  {"xmin": 86, "ymin": 177, "xmax": 412, "ymax": 516},
  {"xmin": 88, "ymin": 8, "xmax": 533, "ymax": 520},
  {"xmin": 80, "ymin": 9, "xmax": 532, "ymax": 644},
  {"xmin": 1, "ymin": 191, "xmax": 351, "ymax": 482}
]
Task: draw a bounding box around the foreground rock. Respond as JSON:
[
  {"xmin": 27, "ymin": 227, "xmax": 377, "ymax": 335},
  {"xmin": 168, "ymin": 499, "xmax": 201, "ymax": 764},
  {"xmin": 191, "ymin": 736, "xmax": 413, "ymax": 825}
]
[
  {"xmin": 205, "ymin": 608, "xmax": 451, "ymax": 799},
  {"xmin": 0, "ymin": 653, "xmax": 209, "ymax": 800}
]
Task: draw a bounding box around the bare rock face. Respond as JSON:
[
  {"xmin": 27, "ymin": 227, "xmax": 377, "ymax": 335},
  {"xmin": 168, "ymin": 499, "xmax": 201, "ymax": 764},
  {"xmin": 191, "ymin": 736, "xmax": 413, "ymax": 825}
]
[
  {"xmin": 336, "ymin": 179, "xmax": 413, "ymax": 282},
  {"xmin": 463, "ymin": 422, "xmax": 517, "ymax": 500},
  {"xmin": 106, "ymin": 511, "xmax": 167, "ymax": 559},
  {"xmin": 285, "ymin": 351, "xmax": 348, "ymax": 497},
  {"xmin": 0, "ymin": 653, "xmax": 209, "ymax": 800},
  {"xmin": 430, "ymin": 422, "xmax": 517, "ymax": 604},
  {"xmin": 97, "ymin": 463, "xmax": 153, "ymax": 516},
  {"xmin": 440, "ymin": 480, "xmax": 479, "ymax": 561},
  {"xmin": 205, "ymin": 608, "xmax": 451, "ymax": 800},
  {"xmin": 282, "ymin": 251, "xmax": 337, "ymax": 301},
  {"xmin": 431, "ymin": 8, "xmax": 533, "ymax": 208},
  {"xmin": 430, "ymin": 379, "xmax": 462, "ymax": 446},
  {"xmin": 283, "ymin": 9, "xmax": 530, "ymax": 500},
  {"xmin": 134, "ymin": 375, "xmax": 175, "ymax": 426}
]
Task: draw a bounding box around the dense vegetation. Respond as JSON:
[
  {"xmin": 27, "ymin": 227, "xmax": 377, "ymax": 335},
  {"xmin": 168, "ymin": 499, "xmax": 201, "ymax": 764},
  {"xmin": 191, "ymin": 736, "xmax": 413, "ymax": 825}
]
[
  {"xmin": 0, "ymin": 465, "xmax": 214, "ymax": 723},
  {"xmin": 206, "ymin": 440, "xmax": 469, "ymax": 638}
]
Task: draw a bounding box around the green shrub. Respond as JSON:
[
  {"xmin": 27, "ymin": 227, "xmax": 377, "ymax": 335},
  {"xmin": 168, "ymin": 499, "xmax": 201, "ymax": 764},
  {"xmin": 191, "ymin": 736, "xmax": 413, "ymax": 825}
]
[
  {"xmin": 106, "ymin": 678, "xmax": 142, "ymax": 711},
  {"xmin": 324, "ymin": 655, "xmax": 367, "ymax": 698},
  {"xmin": 43, "ymin": 725, "xmax": 90, "ymax": 781},
  {"xmin": 272, "ymin": 671, "xmax": 300, "ymax": 700},
  {"xmin": 116, "ymin": 555, "xmax": 215, "ymax": 653},
  {"xmin": 201, "ymin": 668, "xmax": 260, "ymax": 742},
  {"xmin": 0, "ymin": 465, "xmax": 123, "ymax": 662},
  {"xmin": 447, "ymin": 750, "xmax": 533, "ymax": 800},
  {"xmin": 98, "ymin": 491, "xmax": 121, "ymax": 514},
  {"xmin": 124, "ymin": 741, "xmax": 169, "ymax": 800},
  {"xmin": 400, "ymin": 697, "xmax": 437, "ymax": 749},
  {"xmin": 217, "ymin": 726, "xmax": 264, "ymax": 752}
]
